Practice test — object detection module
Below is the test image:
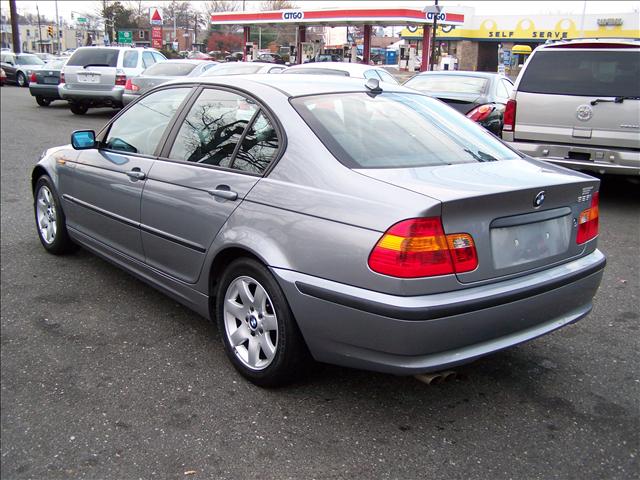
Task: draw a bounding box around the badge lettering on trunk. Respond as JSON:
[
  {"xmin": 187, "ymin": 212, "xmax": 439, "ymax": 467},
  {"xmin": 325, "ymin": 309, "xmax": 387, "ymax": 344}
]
[
  {"xmin": 534, "ymin": 191, "xmax": 545, "ymax": 208},
  {"xmin": 576, "ymin": 104, "xmax": 593, "ymax": 121}
]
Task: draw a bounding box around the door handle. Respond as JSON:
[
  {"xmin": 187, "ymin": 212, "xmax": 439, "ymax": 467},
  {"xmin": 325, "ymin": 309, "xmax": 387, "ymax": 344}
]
[
  {"xmin": 126, "ymin": 169, "xmax": 146, "ymax": 180},
  {"xmin": 208, "ymin": 185, "xmax": 238, "ymax": 201}
]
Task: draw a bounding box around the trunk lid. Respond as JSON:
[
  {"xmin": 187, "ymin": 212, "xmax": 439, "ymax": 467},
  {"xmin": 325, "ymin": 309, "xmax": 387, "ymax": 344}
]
[
  {"xmin": 356, "ymin": 159, "xmax": 599, "ymax": 283},
  {"xmin": 133, "ymin": 75, "xmax": 175, "ymax": 94},
  {"xmin": 432, "ymin": 92, "xmax": 483, "ymax": 115}
]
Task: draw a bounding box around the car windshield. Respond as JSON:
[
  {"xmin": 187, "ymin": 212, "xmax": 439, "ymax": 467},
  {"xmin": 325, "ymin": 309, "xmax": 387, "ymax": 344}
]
[
  {"xmin": 16, "ymin": 55, "xmax": 45, "ymax": 66},
  {"xmin": 292, "ymin": 92, "xmax": 520, "ymax": 169},
  {"xmin": 285, "ymin": 68, "xmax": 349, "ymax": 76},
  {"xmin": 67, "ymin": 48, "xmax": 119, "ymax": 67},
  {"xmin": 143, "ymin": 62, "xmax": 199, "ymax": 76},
  {"xmin": 202, "ymin": 63, "xmax": 264, "ymax": 75},
  {"xmin": 518, "ymin": 50, "xmax": 640, "ymax": 97},
  {"xmin": 405, "ymin": 75, "xmax": 488, "ymax": 94}
]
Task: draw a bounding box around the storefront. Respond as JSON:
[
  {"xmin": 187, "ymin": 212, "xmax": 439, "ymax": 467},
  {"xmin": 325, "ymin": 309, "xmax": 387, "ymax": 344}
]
[{"xmin": 400, "ymin": 9, "xmax": 639, "ymax": 73}]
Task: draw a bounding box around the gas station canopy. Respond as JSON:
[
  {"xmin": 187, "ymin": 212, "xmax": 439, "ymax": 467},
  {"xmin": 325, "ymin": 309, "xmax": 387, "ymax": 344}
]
[{"xmin": 210, "ymin": 8, "xmax": 465, "ymax": 27}]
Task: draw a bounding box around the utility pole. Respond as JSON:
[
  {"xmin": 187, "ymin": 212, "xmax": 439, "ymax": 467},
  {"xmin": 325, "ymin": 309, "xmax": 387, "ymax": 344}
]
[
  {"xmin": 9, "ymin": 0, "xmax": 20, "ymax": 53},
  {"xmin": 54, "ymin": 0, "xmax": 60, "ymax": 53},
  {"xmin": 194, "ymin": 12, "xmax": 198, "ymax": 51},
  {"xmin": 36, "ymin": 3, "xmax": 43, "ymax": 53},
  {"xmin": 429, "ymin": 0, "xmax": 438, "ymax": 71}
]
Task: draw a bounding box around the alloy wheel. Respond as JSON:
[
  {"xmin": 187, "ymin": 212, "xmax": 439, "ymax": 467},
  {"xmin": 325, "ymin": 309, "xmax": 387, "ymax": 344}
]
[{"xmin": 36, "ymin": 185, "xmax": 57, "ymax": 244}]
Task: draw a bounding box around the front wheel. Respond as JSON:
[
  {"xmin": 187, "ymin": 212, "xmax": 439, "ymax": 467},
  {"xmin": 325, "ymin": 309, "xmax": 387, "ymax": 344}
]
[
  {"xmin": 216, "ymin": 258, "xmax": 308, "ymax": 387},
  {"xmin": 34, "ymin": 176, "xmax": 75, "ymax": 255},
  {"xmin": 16, "ymin": 72, "xmax": 27, "ymax": 87},
  {"xmin": 35, "ymin": 96, "xmax": 51, "ymax": 107},
  {"xmin": 69, "ymin": 101, "xmax": 88, "ymax": 115}
]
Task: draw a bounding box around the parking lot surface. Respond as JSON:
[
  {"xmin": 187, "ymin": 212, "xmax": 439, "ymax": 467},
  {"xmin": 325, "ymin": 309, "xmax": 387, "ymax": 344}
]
[{"xmin": 1, "ymin": 85, "xmax": 638, "ymax": 479}]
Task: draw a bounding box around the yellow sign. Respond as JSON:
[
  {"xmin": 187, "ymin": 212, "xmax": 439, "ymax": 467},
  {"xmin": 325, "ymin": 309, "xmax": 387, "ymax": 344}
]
[{"xmin": 401, "ymin": 17, "xmax": 640, "ymax": 40}]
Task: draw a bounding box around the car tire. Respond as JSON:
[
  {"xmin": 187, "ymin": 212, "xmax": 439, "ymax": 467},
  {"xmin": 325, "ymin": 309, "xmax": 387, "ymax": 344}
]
[
  {"xmin": 35, "ymin": 96, "xmax": 51, "ymax": 107},
  {"xmin": 70, "ymin": 102, "xmax": 88, "ymax": 115},
  {"xmin": 216, "ymin": 257, "xmax": 309, "ymax": 387},
  {"xmin": 34, "ymin": 176, "xmax": 76, "ymax": 255},
  {"xmin": 16, "ymin": 72, "xmax": 27, "ymax": 87}
]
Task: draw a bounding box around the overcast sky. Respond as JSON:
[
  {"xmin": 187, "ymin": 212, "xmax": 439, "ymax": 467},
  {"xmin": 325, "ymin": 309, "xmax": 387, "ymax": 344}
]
[{"xmin": 2, "ymin": 0, "xmax": 638, "ymax": 22}]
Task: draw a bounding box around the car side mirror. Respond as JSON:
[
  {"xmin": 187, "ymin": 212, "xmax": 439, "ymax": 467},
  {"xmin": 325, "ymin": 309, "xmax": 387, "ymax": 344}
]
[{"xmin": 71, "ymin": 130, "xmax": 97, "ymax": 150}]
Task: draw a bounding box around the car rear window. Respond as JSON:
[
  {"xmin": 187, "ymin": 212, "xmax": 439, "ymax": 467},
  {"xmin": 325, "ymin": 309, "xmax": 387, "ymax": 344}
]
[
  {"xmin": 143, "ymin": 62, "xmax": 199, "ymax": 76},
  {"xmin": 16, "ymin": 55, "xmax": 45, "ymax": 66},
  {"xmin": 405, "ymin": 75, "xmax": 488, "ymax": 94},
  {"xmin": 67, "ymin": 48, "xmax": 119, "ymax": 67},
  {"xmin": 202, "ymin": 64, "xmax": 264, "ymax": 75},
  {"xmin": 518, "ymin": 50, "xmax": 640, "ymax": 97},
  {"xmin": 292, "ymin": 92, "xmax": 520, "ymax": 169}
]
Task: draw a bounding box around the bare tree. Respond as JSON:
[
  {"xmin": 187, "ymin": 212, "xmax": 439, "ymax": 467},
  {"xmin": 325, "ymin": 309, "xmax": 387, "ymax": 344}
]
[{"xmin": 260, "ymin": 0, "xmax": 297, "ymax": 11}]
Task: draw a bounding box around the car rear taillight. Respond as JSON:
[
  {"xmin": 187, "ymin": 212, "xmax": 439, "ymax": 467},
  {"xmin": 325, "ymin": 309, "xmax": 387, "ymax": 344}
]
[
  {"xmin": 368, "ymin": 218, "xmax": 478, "ymax": 278},
  {"xmin": 124, "ymin": 78, "xmax": 139, "ymax": 91},
  {"xmin": 29, "ymin": 71, "xmax": 37, "ymax": 83},
  {"xmin": 115, "ymin": 69, "xmax": 127, "ymax": 86},
  {"xmin": 503, "ymin": 99, "xmax": 517, "ymax": 132},
  {"xmin": 466, "ymin": 104, "xmax": 494, "ymax": 122},
  {"xmin": 59, "ymin": 71, "xmax": 65, "ymax": 84},
  {"xmin": 577, "ymin": 191, "xmax": 599, "ymax": 244}
]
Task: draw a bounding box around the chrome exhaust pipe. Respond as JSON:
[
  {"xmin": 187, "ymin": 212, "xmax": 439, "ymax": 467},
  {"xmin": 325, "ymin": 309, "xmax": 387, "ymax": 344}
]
[{"xmin": 414, "ymin": 370, "xmax": 457, "ymax": 385}]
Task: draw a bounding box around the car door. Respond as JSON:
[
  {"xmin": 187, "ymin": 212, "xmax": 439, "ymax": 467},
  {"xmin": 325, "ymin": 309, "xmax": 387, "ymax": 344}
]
[
  {"xmin": 69, "ymin": 87, "xmax": 192, "ymax": 261},
  {"xmin": 1, "ymin": 53, "xmax": 16, "ymax": 82},
  {"xmin": 140, "ymin": 87, "xmax": 282, "ymax": 283}
]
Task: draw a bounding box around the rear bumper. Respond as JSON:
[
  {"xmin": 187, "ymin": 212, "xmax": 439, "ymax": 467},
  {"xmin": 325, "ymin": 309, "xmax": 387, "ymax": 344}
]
[
  {"xmin": 29, "ymin": 83, "xmax": 61, "ymax": 99},
  {"xmin": 272, "ymin": 249, "xmax": 606, "ymax": 375},
  {"xmin": 506, "ymin": 140, "xmax": 640, "ymax": 176},
  {"xmin": 59, "ymin": 84, "xmax": 124, "ymax": 105}
]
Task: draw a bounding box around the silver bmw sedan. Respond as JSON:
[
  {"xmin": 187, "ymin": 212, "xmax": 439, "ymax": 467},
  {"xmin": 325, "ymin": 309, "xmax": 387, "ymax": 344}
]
[{"xmin": 32, "ymin": 75, "xmax": 605, "ymax": 387}]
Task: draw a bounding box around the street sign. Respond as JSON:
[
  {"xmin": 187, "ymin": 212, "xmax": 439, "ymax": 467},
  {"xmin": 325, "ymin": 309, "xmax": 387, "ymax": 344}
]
[
  {"xmin": 76, "ymin": 17, "xmax": 87, "ymax": 24},
  {"xmin": 150, "ymin": 7, "xmax": 163, "ymax": 25},
  {"xmin": 117, "ymin": 31, "xmax": 132, "ymax": 44}
]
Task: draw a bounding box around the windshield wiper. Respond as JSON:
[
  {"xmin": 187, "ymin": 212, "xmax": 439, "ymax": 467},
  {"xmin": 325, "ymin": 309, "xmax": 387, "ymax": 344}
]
[
  {"xmin": 591, "ymin": 96, "xmax": 640, "ymax": 105},
  {"xmin": 464, "ymin": 149, "xmax": 498, "ymax": 162},
  {"xmin": 83, "ymin": 63, "xmax": 109, "ymax": 68}
]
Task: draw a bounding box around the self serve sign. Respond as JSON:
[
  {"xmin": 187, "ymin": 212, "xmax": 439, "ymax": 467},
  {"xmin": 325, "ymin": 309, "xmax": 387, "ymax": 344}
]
[{"xmin": 282, "ymin": 10, "xmax": 304, "ymax": 20}]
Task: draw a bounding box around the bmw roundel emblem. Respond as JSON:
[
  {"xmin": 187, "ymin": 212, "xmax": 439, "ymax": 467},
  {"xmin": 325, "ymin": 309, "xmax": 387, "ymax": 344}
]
[
  {"xmin": 576, "ymin": 104, "xmax": 593, "ymax": 122},
  {"xmin": 534, "ymin": 191, "xmax": 546, "ymax": 208}
]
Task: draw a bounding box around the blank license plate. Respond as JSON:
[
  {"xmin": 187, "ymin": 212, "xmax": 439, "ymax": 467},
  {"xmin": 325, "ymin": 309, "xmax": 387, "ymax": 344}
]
[
  {"xmin": 44, "ymin": 76, "xmax": 58, "ymax": 84},
  {"xmin": 77, "ymin": 74, "xmax": 99, "ymax": 83},
  {"xmin": 491, "ymin": 215, "xmax": 571, "ymax": 269}
]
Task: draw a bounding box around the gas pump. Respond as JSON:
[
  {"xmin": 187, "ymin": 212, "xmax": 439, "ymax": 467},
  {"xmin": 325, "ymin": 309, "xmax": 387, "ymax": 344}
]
[
  {"xmin": 399, "ymin": 44, "xmax": 408, "ymax": 70},
  {"xmin": 245, "ymin": 42, "xmax": 257, "ymax": 61},
  {"xmin": 408, "ymin": 44, "xmax": 417, "ymax": 71}
]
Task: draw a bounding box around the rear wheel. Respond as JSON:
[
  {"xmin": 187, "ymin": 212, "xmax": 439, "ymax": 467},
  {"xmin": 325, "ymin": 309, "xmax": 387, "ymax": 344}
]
[
  {"xmin": 70, "ymin": 101, "xmax": 88, "ymax": 115},
  {"xmin": 216, "ymin": 257, "xmax": 308, "ymax": 387},
  {"xmin": 34, "ymin": 176, "xmax": 75, "ymax": 255},
  {"xmin": 35, "ymin": 96, "xmax": 51, "ymax": 107},
  {"xmin": 16, "ymin": 72, "xmax": 27, "ymax": 87}
]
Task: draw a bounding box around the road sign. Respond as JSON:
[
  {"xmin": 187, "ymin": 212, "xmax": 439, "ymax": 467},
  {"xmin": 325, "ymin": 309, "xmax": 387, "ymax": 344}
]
[
  {"xmin": 117, "ymin": 31, "xmax": 132, "ymax": 44},
  {"xmin": 76, "ymin": 17, "xmax": 87, "ymax": 24},
  {"xmin": 150, "ymin": 7, "xmax": 163, "ymax": 25}
]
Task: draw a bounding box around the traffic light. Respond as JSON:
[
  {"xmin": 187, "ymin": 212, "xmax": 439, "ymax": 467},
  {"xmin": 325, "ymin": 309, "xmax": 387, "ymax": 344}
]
[{"xmin": 47, "ymin": 25, "xmax": 54, "ymax": 37}]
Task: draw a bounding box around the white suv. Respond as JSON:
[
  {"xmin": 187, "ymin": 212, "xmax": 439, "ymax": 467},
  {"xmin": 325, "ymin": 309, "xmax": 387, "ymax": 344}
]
[
  {"xmin": 502, "ymin": 38, "xmax": 639, "ymax": 176},
  {"xmin": 59, "ymin": 46, "xmax": 166, "ymax": 114}
]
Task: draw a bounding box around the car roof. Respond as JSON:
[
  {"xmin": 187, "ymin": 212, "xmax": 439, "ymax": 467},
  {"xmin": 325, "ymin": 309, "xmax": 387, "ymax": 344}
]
[
  {"xmin": 538, "ymin": 38, "xmax": 640, "ymax": 49},
  {"xmin": 164, "ymin": 73, "xmax": 414, "ymax": 97},
  {"xmin": 157, "ymin": 59, "xmax": 215, "ymax": 64},
  {"xmin": 286, "ymin": 62, "xmax": 386, "ymax": 75},
  {"xmin": 72, "ymin": 46, "xmax": 160, "ymax": 52}
]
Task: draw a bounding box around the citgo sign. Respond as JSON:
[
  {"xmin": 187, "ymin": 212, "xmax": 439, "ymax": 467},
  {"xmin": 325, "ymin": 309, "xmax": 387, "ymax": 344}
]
[{"xmin": 282, "ymin": 10, "xmax": 304, "ymax": 21}]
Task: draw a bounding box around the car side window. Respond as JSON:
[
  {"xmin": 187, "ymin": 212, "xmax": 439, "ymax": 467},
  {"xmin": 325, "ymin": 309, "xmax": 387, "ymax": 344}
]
[
  {"xmin": 142, "ymin": 51, "xmax": 156, "ymax": 68},
  {"xmin": 232, "ymin": 111, "xmax": 279, "ymax": 174},
  {"xmin": 152, "ymin": 52, "xmax": 166, "ymax": 63},
  {"xmin": 123, "ymin": 50, "xmax": 138, "ymax": 68},
  {"xmin": 364, "ymin": 69, "xmax": 380, "ymax": 80},
  {"xmin": 500, "ymin": 79, "xmax": 514, "ymax": 99},
  {"xmin": 104, "ymin": 88, "xmax": 190, "ymax": 156},
  {"xmin": 168, "ymin": 88, "xmax": 258, "ymax": 167},
  {"xmin": 376, "ymin": 69, "xmax": 399, "ymax": 84},
  {"xmin": 268, "ymin": 66, "xmax": 284, "ymax": 73}
]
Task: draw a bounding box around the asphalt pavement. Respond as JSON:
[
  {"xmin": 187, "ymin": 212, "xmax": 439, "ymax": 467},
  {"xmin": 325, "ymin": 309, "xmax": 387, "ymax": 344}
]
[{"xmin": 1, "ymin": 85, "xmax": 638, "ymax": 480}]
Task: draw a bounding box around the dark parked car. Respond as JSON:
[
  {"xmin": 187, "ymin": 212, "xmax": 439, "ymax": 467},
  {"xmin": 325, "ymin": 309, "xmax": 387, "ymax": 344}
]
[
  {"xmin": 255, "ymin": 53, "xmax": 285, "ymax": 64},
  {"xmin": 225, "ymin": 51, "xmax": 244, "ymax": 62},
  {"xmin": 404, "ymin": 71, "xmax": 514, "ymax": 135},
  {"xmin": 29, "ymin": 58, "xmax": 67, "ymax": 106},
  {"xmin": 32, "ymin": 75, "xmax": 605, "ymax": 387},
  {"xmin": 0, "ymin": 67, "xmax": 6, "ymax": 86},
  {"xmin": 0, "ymin": 52, "xmax": 45, "ymax": 87},
  {"xmin": 123, "ymin": 59, "xmax": 218, "ymax": 105},
  {"xmin": 307, "ymin": 53, "xmax": 344, "ymax": 63}
]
